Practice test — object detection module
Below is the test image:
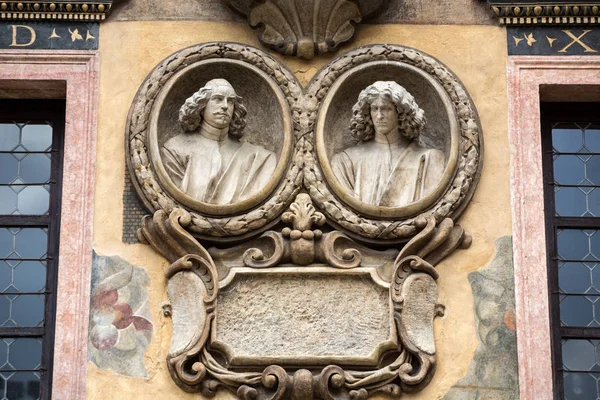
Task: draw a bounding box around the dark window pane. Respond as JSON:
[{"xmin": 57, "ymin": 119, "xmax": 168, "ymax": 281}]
[
  {"xmin": 19, "ymin": 154, "xmax": 50, "ymax": 185},
  {"xmin": 0, "ymin": 295, "xmax": 9, "ymax": 326},
  {"xmin": 11, "ymin": 296, "xmax": 44, "ymax": 327},
  {"xmin": 560, "ymin": 262, "xmax": 594, "ymax": 294},
  {"xmin": 5, "ymin": 371, "xmax": 40, "ymax": 400},
  {"xmin": 14, "ymin": 229, "xmax": 47, "ymax": 260},
  {"xmin": 12, "ymin": 262, "xmax": 45, "ymax": 293},
  {"xmin": 587, "ymin": 156, "xmax": 600, "ymax": 185},
  {"xmin": 0, "ymin": 101, "xmax": 63, "ymax": 400},
  {"xmin": 0, "ymin": 339, "xmax": 43, "ymax": 372},
  {"xmin": 0, "ymin": 124, "xmax": 19, "ymax": 152},
  {"xmin": 591, "ymin": 264, "xmax": 600, "ymax": 294},
  {"xmin": 0, "ymin": 261, "xmax": 10, "ymax": 292},
  {"xmin": 0, "ymin": 337, "xmax": 7, "ymax": 369},
  {"xmin": 0, "ymin": 154, "xmax": 18, "ymax": 184},
  {"xmin": 563, "ymin": 372, "xmax": 598, "ymax": 400},
  {"xmin": 0, "ymin": 295, "xmax": 44, "ymax": 328},
  {"xmin": 553, "ymin": 125, "xmax": 584, "ymax": 153},
  {"xmin": 585, "ymin": 128, "xmax": 600, "ymax": 153},
  {"xmin": 6, "ymin": 339, "xmax": 42, "ymax": 371},
  {"xmin": 20, "ymin": 125, "xmax": 51, "ymax": 153},
  {"xmin": 17, "ymin": 187, "xmax": 49, "ymax": 216},
  {"xmin": 558, "ymin": 230, "xmax": 592, "ymax": 261},
  {"xmin": 555, "ymin": 187, "xmax": 589, "ymax": 217},
  {"xmin": 563, "ymin": 340, "xmax": 599, "ymax": 372},
  {"xmin": 0, "ymin": 229, "xmax": 14, "ymax": 258},
  {"xmin": 590, "ymin": 189, "xmax": 600, "ymax": 217},
  {"xmin": 561, "ymin": 295, "xmax": 595, "ymax": 327},
  {"xmin": 0, "ymin": 187, "xmax": 17, "ymax": 215},
  {"xmin": 593, "ymin": 232, "xmax": 600, "ymax": 262},
  {"xmin": 554, "ymin": 155, "xmax": 586, "ymax": 185}
]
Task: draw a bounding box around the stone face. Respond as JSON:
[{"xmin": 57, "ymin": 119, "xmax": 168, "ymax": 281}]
[
  {"xmin": 329, "ymin": 81, "xmax": 448, "ymax": 209},
  {"xmin": 212, "ymin": 272, "xmax": 394, "ymax": 365},
  {"xmin": 88, "ymin": 251, "xmax": 153, "ymax": 378},
  {"xmin": 443, "ymin": 236, "xmax": 518, "ymax": 400},
  {"xmin": 161, "ymin": 79, "xmax": 277, "ymax": 206}
]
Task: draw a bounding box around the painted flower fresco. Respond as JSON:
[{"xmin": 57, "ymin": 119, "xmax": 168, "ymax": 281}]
[{"xmin": 88, "ymin": 251, "xmax": 153, "ymax": 377}]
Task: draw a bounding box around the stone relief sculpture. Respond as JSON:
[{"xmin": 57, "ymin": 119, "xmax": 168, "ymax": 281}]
[
  {"xmin": 225, "ymin": 0, "xmax": 388, "ymax": 59},
  {"xmin": 139, "ymin": 196, "xmax": 468, "ymax": 400},
  {"xmin": 331, "ymin": 81, "xmax": 445, "ymax": 208},
  {"xmin": 129, "ymin": 47, "xmax": 299, "ymax": 233},
  {"xmin": 126, "ymin": 42, "xmax": 484, "ymax": 400},
  {"xmin": 161, "ymin": 79, "xmax": 276, "ymax": 205}
]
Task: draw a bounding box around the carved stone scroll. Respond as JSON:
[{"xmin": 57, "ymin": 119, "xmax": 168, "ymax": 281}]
[
  {"xmin": 139, "ymin": 194, "xmax": 473, "ymax": 400},
  {"xmin": 165, "ymin": 253, "xmax": 218, "ymax": 392}
]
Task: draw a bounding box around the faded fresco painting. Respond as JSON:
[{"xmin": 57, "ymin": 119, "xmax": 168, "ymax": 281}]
[
  {"xmin": 88, "ymin": 251, "xmax": 153, "ymax": 378},
  {"xmin": 444, "ymin": 236, "xmax": 518, "ymax": 400}
]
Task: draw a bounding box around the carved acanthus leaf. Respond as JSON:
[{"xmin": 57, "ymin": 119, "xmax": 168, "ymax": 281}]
[{"xmin": 208, "ymin": 194, "xmax": 398, "ymax": 270}]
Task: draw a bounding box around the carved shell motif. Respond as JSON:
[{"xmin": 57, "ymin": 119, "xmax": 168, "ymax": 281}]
[{"xmin": 226, "ymin": 0, "xmax": 387, "ymax": 59}]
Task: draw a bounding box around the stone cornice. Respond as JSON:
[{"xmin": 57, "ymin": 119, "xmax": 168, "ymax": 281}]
[
  {"xmin": 488, "ymin": 1, "xmax": 600, "ymax": 25},
  {"xmin": 0, "ymin": 0, "xmax": 111, "ymax": 21}
]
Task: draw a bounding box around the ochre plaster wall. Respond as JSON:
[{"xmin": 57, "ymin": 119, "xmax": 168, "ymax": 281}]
[{"xmin": 90, "ymin": 20, "xmax": 510, "ymax": 400}]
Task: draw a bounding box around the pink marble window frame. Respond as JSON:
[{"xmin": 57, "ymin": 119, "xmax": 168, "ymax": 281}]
[
  {"xmin": 508, "ymin": 56, "xmax": 600, "ymax": 400},
  {"xmin": 0, "ymin": 50, "xmax": 98, "ymax": 400}
]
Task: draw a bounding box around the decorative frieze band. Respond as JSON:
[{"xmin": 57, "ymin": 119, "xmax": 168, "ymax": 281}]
[
  {"xmin": 0, "ymin": 1, "xmax": 111, "ymax": 21},
  {"xmin": 489, "ymin": 2, "xmax": 600, "ymax": 25}
]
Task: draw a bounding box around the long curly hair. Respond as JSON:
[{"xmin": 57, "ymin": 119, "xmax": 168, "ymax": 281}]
[
  {"xmin": 178, "ymin": 79, "xmax": 247, "ymax": 140},
  {"xmin": 350, "ymin": 81, "xmax": 426, "ymax": 142}
]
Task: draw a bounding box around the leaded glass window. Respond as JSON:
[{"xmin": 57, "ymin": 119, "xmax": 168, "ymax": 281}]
[
  {"xmin": 0, "ymin": 100, "xmax": 64, "ymax": 400},
  {"xmin": 542, "ymin": 103, "xmax": 600, "ymax": 400}
]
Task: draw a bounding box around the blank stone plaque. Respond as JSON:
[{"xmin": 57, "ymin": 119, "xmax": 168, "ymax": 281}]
[{"xmin": 211, "ymin": 269, "xmax": 397, "ymax": 367}]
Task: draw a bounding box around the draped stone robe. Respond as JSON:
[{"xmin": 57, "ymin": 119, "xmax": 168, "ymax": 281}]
[
  {"xmin": 161, "ymin": 134, "xmax": 276, "ymax": 205},
  {"xmin": 331, "ymin": 140, "xmax": 445, "ymax": 207}
]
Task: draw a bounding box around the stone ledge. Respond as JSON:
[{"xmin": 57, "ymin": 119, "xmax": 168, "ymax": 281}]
[
  {"xmin": 0, "ymin": 0, "xmax": 112, "ymax": 21},
  {"xmin": 488, "ymin": 1, "xmax": 600, "ymax": 25}
]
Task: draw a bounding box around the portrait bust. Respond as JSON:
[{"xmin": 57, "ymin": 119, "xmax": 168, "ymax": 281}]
[
  {"xmin": 161, "ymin": 79, "xmax": 277, "ymax": 205},
  {"xmin": 331, "ymin": 81, "xmax": 445, "ymax": 208}
]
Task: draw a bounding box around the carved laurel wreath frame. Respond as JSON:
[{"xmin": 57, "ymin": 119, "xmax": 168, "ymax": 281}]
[
  {"xmin": 303, "ymin": 45, "xmax": 484, "ymax": 242},
  {"xmin": 126, "ymin": 43, "xmax": 304, "ymax": 239},
  {"xmin": 127, "ymin": 42, "xmax": 483, "ymax": 243}
]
